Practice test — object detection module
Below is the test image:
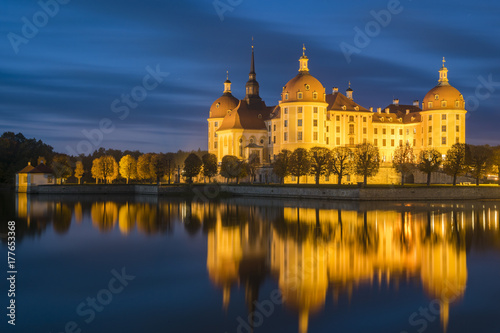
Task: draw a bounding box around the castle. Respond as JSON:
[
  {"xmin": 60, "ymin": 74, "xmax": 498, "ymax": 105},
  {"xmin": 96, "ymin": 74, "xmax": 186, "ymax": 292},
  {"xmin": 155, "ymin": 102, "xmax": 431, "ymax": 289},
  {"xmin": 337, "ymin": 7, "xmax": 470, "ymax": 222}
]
[{"xmin": 208, "ymin": 46, "xmax": 467, "ymax": 183}]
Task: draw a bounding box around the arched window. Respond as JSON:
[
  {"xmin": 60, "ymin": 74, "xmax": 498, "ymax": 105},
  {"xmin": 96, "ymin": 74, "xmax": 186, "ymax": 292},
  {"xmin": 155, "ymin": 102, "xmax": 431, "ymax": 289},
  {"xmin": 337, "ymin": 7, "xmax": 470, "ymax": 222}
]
[
  {"xmin": 313, "ymin": 92, "xmax": 318, "ymax": 99},
  {"xmin": 297, "ymin": 92, "xmax": 303, "ymax": 99}
]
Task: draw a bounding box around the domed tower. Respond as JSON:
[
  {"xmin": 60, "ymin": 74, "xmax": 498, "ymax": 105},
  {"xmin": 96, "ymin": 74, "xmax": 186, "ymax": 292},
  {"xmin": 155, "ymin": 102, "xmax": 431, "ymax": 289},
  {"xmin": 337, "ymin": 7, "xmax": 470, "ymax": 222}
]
[
  {"xmin": 208, "ymin": 72, "xmax": 239, "ymax": 157},
  {"xmin": 272, "ymin": 45, "xmax": 328, "ymax": 156},
  {"xmin": 420, "ymin": 58, "xmax": 467, "ymax": 155},
  {"xmin": 245, "ymin": 45, "xmax": 262, "ymax": 105}
]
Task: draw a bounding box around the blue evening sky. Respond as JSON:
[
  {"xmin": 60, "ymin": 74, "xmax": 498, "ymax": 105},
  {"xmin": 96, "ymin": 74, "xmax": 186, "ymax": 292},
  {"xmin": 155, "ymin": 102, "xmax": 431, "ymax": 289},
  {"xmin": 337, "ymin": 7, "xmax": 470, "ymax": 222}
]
[{"xmin": 1, "ymin": 0, "xmax": 499, "ymax": 154}]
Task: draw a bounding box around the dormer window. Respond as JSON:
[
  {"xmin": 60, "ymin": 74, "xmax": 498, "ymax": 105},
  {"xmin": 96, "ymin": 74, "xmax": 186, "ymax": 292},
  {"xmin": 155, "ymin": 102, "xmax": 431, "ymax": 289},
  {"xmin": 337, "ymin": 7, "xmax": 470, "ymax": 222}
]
[
  {"xmin": 297, "ymin": 92, "xmax": 303, "ymax": 99},
  {"xmin": 342, "ymin": 105, "xmax": 346, "ymax": 111},
  {"xmin": 285, "ymin": 93, "xmax": 289, "ymax": 100},
  {"xmin": 441, "ymin": 101, "xmax": 447, "ymax": 107},
  {"xmin": 312, "ymin": 92, "xmax": 318, "ymax": 99},
  {"xmin": 435, "ymin": 94, "xmax": 439, "ymax": 100},
  {"xmin": 455, "ymin": 101, "xmax": 460, "ymax": 107},
  {"xmin": 354, "ymin": 106, "xmax": 359, "ymax": 111},
  {"xmin": 216, "ymin": 103, "xmax": 220, "ymax": 108},
  {"xmin": 258, "ymin": 114, "xmax": 262, "ymax": 119},
  {"xmin": 389, "ymin": 117, "xmax": 393, "ymax": 122},
  {"xmin": 305, "ymin": 84, "xmax": 310, "ymax": 90},
  {"xmin": 428, "ymin": 102, "xmax": 433, "ymax": 109}
]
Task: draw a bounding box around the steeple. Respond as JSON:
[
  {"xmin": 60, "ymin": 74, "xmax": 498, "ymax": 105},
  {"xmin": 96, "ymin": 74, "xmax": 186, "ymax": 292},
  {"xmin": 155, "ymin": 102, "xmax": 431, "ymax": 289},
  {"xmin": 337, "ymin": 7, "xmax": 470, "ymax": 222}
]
[
  {"xmin": 438, "ymin": 57, "xmax": 449, "ymax": 86},
  {"xmin": 346, "ymin": 81, "xmax": 353, "ymax": 100},
  {"xmin": 245, "ymin": 40, "xmax": 261, "ymax": 104},
  {"xmin": 299, "ymin": 44, "xmax": 309, "ymax": 74},
  {"xmin": 223, "ymin": 71, "xmax": 232, "ymax": 94}
]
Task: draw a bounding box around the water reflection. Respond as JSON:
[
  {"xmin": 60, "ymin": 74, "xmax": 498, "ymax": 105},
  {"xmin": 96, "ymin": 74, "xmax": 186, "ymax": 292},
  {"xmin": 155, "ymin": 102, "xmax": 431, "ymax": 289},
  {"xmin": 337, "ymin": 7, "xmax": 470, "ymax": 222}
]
[{"xmin": 8, "ymin": 194, "xmax": 500, "ymax": 333}]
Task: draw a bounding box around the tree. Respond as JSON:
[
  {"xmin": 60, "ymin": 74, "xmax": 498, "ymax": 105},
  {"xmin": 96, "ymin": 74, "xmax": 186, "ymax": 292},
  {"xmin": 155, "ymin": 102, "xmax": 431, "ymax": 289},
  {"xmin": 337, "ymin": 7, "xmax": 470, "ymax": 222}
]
[
  {"xmin": 74, "ymin": 161, "xmax": 85, "ymax": 184},
  {"xmin": 91, "ymin": 157, "xmax": 104, "ymax": 184},
  {"xmin": 91, "ymin": 156, "xmax": 118, "ymax": 184},
  {"xmin": 137, "ymin": 153, "xmax": 154, "ymax": 183},
  {"xmin": 202, "ymin": 153, "xmax": 218, "ymax": 182},
  {"xmin": 353, "ymin": 143, "xmax": 380, "ymax": 186},
  {"xmin": 492, "ymin": 148, "xmax": 500, "ymax": 185},
  {"xmin": 272, "ymin": 149, "xmax": 291, "ymax": 184},
  {"xmin": 392, "ymin": 143, "xmax": 416, "ymax": 186},
  {"xmin": 330, "ymin": 147, "xmax": 352, "ymax": 185},
  {"xmin": 119, "ymin": 155, "xmax": 137, "ymax": 184},
  {"xmin": 164, "ymin": 152, "xmax": 177, "ymax": 184},
  {"xmin": 289, "ymin": 148, "xmax": 311, "ymax": 184},
  {"xmin": 443, "ymin": 143, "xmax": 469, "ymax": 186},
  {"xmin": 417, "ymin": 149, "xmax": 442, "ymax": 186},
  {"xmin": 183, "ymin": 153, "xmax": 202, "ymax": 183},
  {"xmin": 309, "ymin": 147, "xmax": 331, "ymax": 185},
  {"xmin": 220, "ymin": 155, "xmax": 243, "ymax": 183},
  {"xmin": 51, "ymin": 154, "xmax": 72, "ymax": 184},
  {"xmin": 468, "ymin": 145, "xmax": 493, "ymax": 186},
  {"xmin": 150, "ymin": 154, "xmax": 165, "ymax": 185},
  {"xmin": 247, "ymin": 152, "xmax": 260, "ymax": 183}
]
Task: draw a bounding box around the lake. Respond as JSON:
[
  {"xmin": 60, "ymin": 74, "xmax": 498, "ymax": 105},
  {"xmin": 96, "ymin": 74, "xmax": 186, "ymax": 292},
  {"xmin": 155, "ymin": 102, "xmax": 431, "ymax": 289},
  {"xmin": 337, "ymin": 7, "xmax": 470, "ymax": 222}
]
[{"xmin": 1, "ymin": 191, "xmax": 499, "ymax": 333}]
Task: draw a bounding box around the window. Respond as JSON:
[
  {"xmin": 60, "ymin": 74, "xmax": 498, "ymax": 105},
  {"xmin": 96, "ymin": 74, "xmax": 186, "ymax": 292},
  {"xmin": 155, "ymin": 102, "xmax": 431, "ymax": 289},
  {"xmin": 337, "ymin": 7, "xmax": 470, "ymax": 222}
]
[
  {"xmin": 214, "ymin": 133, "xmax": 218, "ymax": 138},
  {"xmin": 382, "ymin": 128, "xmax": 386, "ymax": 135},
  {"xmin": 313, "ymin": 107, "xmax": 318, "ymax": 114},
  {"xmin": 268, "ymin": 125, "xmax": 271, "ymax": 132},
  {"xmin": 298, "ymin": 119, "xmax": 302, "ymax": 126},
  {"xmin": 284, "ymin": 108, "xmax": 288, "ymax": 114},
  {"xmin": 284, "ymin": 132, "xmax": 288, "ymax": 141},
  {"xmin": 383, "ymin": 139, "xmax": 387, "ymax": 147},
  {"xmin": 273, "ymin": 124, "xmax": 276, "ymax": 131},
  {"xmin": 429, "ymin": 115, "xmax": 432, "ymax": 121},
  {"xmin": 456, "ymin": 114, "xmax": 460, "ymax": 120},
  {"xmin": 442, "ymin": 137, "xmax": 446, "ymax": 145},
  {"xmin": 326, "ymin": 137, "xmax": 329, "ymax": 144},
  {"xmin": 349, "ymin": 124, "xmax": 354, "ymax": 134},
  {"xmin": 336, "ymin": 137, "xmax": 340, "ymax": 145},
  {"xmin": 297, "ymin": 92, "xmax": 303, "ymax": 99},
  {"xmin": 374, "ymin": 128, "xmax": 378, "ymax": 135},
  {"xmin": 273, "ymin": 136, "xmax": 276, "ymax": 144},
  {"xmin": 429, "ymin": 126, "xmax": 432, "ymax": 133},
  {"xmin": 349, "ymin": 137, "xmax": 354, "ymax": 145},
  {"xmin": 298, "ymin": 132, "xmax": 302, "ymax": 140},
  {"xmin": 363, "ymin": 138, "xmax": 367, "ymax": 144},
  {"xmin": 214, "ymin": 142, "xmax": 218, "ymax": 149},
  {"xmin": 285, "ymin": 93, "xmax": 288, "ymax": 100},
  {"xmin": 284, "ymin": 120, "xmax": 288, "ymax": 127},
  {"xmin": 382, "ymin": 155, "xmax": 386, "ymax": 162},
  {"xmin": 349, "ymin": 116, "xmax": 354, "ymax": 122},
  {"xmin": 442, "ymin": 125, "xmax": 446, "ymax": 132},
  {"xmin": 313, "ymin": 92, "xmax": 318, "ymax": 99},
  {"xmin": 374, "ymin": 139, "xmax": 378, "ymax": 146},
  {"xmin": 269, "ymin": 137, "xmax": 271, "ymax": 144},
  {"xmin": 391, "ymin": 129, "xmax": 395, "ymax": 135},
  {"xmin": 456, "ymin": 137, "xmax": 460, "ymax": 143},
  {"xmin": 298, "ymin": 107, "xmax": 303, "ymax": 113},
  {"xmin": 313, "ymin": 120, "xmax": 318, "ymax": 127},
  {"xmin": 413, "ymin": 139, "xmax": 416, "ymax": 146},
  {"xmin": 428, "ymin": 102, "xmax": 433, "ymax": 109},
  {"xmin": 455, "ymin": 101, "xmax": 460, "ymax": 107},
  {"xmin": 399, "ymin": 139, "xmax": 403, "ymax": 146},
  {"xmin": 336, "ymin": 126, "xmax": 340, "ymax": 133},
  {"xmin": 313, "ymin": 132, "xmax": 318, "ymax": 140},
  {"xmin": 413, "ymin": 128, "xmax": 417, "ymax": 134},
  {"xmin": 214, "ymin": 121, "xmax": 218, "ymax": 127},
  {"xmin": 363, "ymin": 127, "xmax": 367, "ymax": 134},
  {"xmin": 326, "ymin": 126, "xmax": 329, "ymax": 133},
  {"xmin": 391, "ymin": 139, "xmax": 395, "ymax": 147},
  {"xmin": 363, "ymin": 117, "xmax": 367, "ymax": 122},
  {"xmin": 456, "ymin": 125, "xmax": 459, "ymax": 132},
  {"xmin": 442, "ymin": 114, "xmax": 447, "ymax": 120},
  {"xmin": 428, "ymin": 137, "xmax": 432, "ymax": 145},
  {"xmin": 399, "ymin": 129, "xmax": 403, "ymax": 135},
  {"xmin": 305, "ymin": 84, "xmax": 310, "ymax": 90},
  {"xmin": 336, "ymin": 115, "xmax": 340, "ymax": 121},
  {"xmin": 435, "ymin": 94, "xmax": 439, "ymax": 100},
  {"xmin": 441, "ymin": 101, "xmax": 447, "ymax": 107}
]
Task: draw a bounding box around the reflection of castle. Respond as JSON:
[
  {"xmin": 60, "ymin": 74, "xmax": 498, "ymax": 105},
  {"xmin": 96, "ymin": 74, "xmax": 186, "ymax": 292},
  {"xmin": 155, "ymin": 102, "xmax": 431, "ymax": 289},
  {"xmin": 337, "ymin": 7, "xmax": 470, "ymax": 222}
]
[{"xmin": 204, "ymin": 203, "xmax": 481, "ymax": 333}]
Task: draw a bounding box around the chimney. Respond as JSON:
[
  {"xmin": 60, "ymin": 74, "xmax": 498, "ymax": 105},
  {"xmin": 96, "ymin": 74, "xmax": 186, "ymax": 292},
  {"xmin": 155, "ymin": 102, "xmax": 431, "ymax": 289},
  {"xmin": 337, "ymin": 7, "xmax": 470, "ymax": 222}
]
[
  {"xmin": 332, "ymin": 87, "xmax": 338, "ymax": 93},
  {"xmin": 369, "ymin": 107, "xmax": 373, "ymax": 112},
  {"xmin": 377, "ymin": 108, "xmax": 381, "ymax": 114},
  {"xmin": 413, "ymin": 100, "xmax": 419, "ymax": 107},
  {"xmin": 393, "ymin": 98, "xmax": 399, "ymax": 106},
  {"xmin": 385, "ymin": 108, "xmax": 390, "ymax": 114},
  {"xmin": 406, "ymin": 109, "xmax": 410, "ymax": 115}
]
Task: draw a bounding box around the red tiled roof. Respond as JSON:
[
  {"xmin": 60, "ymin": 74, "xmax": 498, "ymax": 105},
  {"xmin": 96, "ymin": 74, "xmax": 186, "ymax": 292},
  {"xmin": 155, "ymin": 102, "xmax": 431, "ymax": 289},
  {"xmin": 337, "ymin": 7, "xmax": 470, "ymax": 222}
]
[{"xmin": 326, "ymin": 92, "xmax": 369, "ymax": 112}]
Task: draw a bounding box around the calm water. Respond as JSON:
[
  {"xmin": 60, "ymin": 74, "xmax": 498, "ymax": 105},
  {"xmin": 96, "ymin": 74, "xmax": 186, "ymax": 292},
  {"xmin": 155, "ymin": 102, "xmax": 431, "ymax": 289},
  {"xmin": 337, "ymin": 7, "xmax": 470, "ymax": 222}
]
[{"xmin": 1, "ymin": 192, "xmax": 500, "ymax": 333}]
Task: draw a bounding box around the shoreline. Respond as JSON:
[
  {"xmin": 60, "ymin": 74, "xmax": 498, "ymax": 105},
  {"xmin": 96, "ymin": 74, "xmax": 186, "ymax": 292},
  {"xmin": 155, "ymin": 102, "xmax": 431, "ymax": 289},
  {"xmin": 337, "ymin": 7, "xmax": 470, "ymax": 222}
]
[{"xmin": 16, "ymin": 184, "xmax": 500, "ymax": 201}]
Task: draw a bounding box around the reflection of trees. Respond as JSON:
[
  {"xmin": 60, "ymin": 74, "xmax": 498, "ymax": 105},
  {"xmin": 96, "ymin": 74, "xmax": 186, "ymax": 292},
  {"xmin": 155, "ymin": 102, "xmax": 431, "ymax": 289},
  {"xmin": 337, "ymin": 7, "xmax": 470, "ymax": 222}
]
[
  {"xmin": 52, "ymin": 202, "xmax": 72, "ymax": 234},
  {"xmin": 184, "ymin": 201, "xmax": 202, "ymax": 237},
  {"xmin": 91, "ymin": 202, "xmax": 118, "ymax": 232},
  {"xmin": 118, "ymin": 202, "xmax": 137, "ymax": 235},
  {"xmin": 356, "ymin": 211, "xmax": 378, "ymax": 254}
]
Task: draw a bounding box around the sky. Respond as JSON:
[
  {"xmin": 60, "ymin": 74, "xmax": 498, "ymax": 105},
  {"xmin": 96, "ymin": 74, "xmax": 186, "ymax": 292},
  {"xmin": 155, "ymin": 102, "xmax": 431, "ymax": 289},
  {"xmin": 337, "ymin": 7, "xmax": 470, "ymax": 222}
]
[{"xmin": 1, "ymin": 0, "xmax": 499, "ymax": 155}]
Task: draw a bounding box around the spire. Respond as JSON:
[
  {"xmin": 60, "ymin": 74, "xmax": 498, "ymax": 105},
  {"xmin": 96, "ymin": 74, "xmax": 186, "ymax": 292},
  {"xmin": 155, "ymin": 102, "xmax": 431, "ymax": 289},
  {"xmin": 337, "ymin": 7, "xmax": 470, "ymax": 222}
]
[
  {"xmin": 299, "ymin": 44, "xmax": 309, "ymax": 73},
  {"xmin": 245, "ymin": 41, "xmax": 261, "ymax": 104},
  {"xmin": 346, "ymin": 81, "xmax": 353, "ymax": 100},
  {"xmin": 438, "ymin": 57, "xmax": 449, "ymax": 86},
  {"xmin": 223, "ymin": 71, "xmax": 232, "ymax": 94}
]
